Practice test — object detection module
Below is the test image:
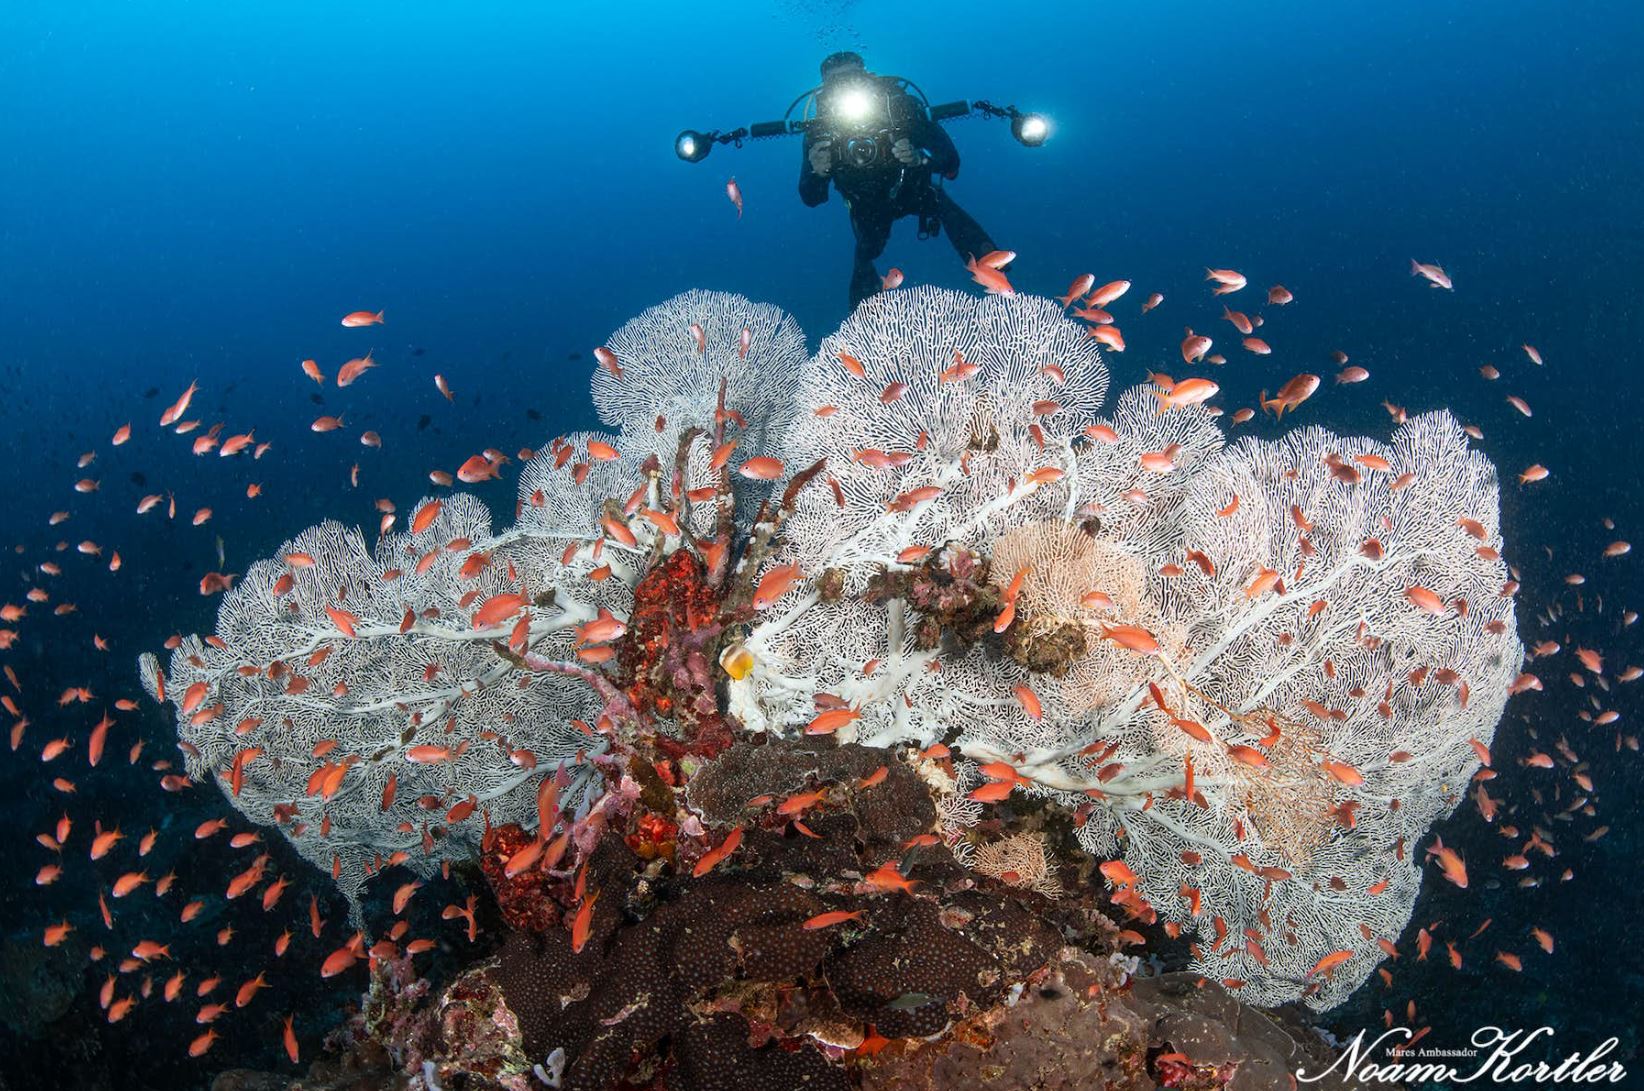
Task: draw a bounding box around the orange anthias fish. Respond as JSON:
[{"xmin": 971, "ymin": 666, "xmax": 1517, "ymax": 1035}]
[
  {"xmin": 235, "ymin": 971, "xmax": 269, "ymax": 1008},
  {"xmin": 1099, "ymin": 624, "xmax": 1160, "ymax": 655},
  {"xmin": 737, "ymin": 456, "xmax": 785, "ymax": 481},
  {"xmin": 324, "ymin": 605, "xmax": 360, "ymax": 638},
  {"xmin": 593, "ymin": 346, "xmax": 622, "ymax": 377},
  {"xmin": 1410, "ymin": 259, "xmax": 1453, "ymax": 290},
  {"xmin": 321, "ymin": 942, "xmax": 360, "ymax": 978},
  {"xmin": 725, "ymin": 176, "xmax": 743, "ymax": 218},
  {"xmin": 472, "ymin": 593, "xmax": 528, "ymax": 629},
  {"xmin": 392, "ymin": 880, "xmax": 423, "ymax": 915},
  {"xmin": 968, "ymin": 779, "xmax": 1016, "ymax": 803},
  {"xmin": 692, "ymin": 827, "xmax": 744, "ymax": 877},
  {"xmin": 159, "ymin": 381, "xmax": 199, "ymax": 427},
  {"xmin": 1307, "ymin": 949, "xmax": 1355, "ymax": 978},
  {"xmin": 861, "ymin": 862, "xmax": 918, "ymax": 894},
  {"xmin": 803, "ymin": 909, "xmax": 865, "ymax": 930},
  {"xmin": 1180, "ymin": 328, "xmax": 1212, "ymax": 364},
  {"xmin": 1429, "ymin": 837, "xmax": 1469, "ymax": 889},
  {"xmin": 806, "ymin": 706, "xmax": 860, "ymax": 736},
  {"xmin": 341, "ymin": 310, "xmax": 385, "ymax": 327},
  {"xmin": 503, "ymin": 837, "xmax": 546, "ymax": 879},
  {"xmin": 1098, "ymin": 859, "xmax": 1140, "ymax": 888},
  {"xmin": 570, "ymin": 891, "xmax": 599, "ymax": 953},
  {"xmin": 458, "ymin": 453, "xmax": 501, "ymax": 483},
  {"xmin": 752, "ymin": 563, "xmax": 803, "ymax": 610},
  {"xmin": 1260, "ymin": 374, "xmax": 1320, "ymax": 419},
  {"xmin": 411, "ymin": 500, "xmax": 443, "ymax": 534},
  {"xmin": 575, "ymin": 608, "xmax": 627, "ymax": 645},
  {"xmin": 337, "ymin": 351, "xmax": 377, "ymax": 387},
  {"xmin": 112, "ymin": 870, "xmax": 150, "ymax": 897},
  {"xmin": 1089, "ymin": 325, "xmax": 1125, "ymax": 352},
  {"xmin": 776, "ymin": 788, "xmax": 828, "ymax": 816},
  {"xmin": 1403, "ymin": 585, "xmax": 1446, "ymax": 615},
  {"xmin": 1154, "ymin": 377, "xmax": 1218, "ymax": 411},
  {"xmin": 965, "ymin": 255, "xmax": 1014, "ymax": 296},
  {"xmin": 1057, "ymin": 273, "xmax": 1095, "ymax": 309},
  {"xmin": 1088, "ymin": 278, "xmax": 1130, "ymax": 307}
]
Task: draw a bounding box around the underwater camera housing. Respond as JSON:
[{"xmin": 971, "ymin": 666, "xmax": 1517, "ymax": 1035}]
[
  {"xmin": 673, "ymin": 75, "xmax": 1048, "ymax": 163},
  {"xmin": 809, "ymin": 76, "xmax": 926, "ymax": 170}
]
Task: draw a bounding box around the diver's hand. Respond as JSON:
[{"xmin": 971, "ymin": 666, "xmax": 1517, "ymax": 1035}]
[
  {"xmin": 891, "ymin": 137, "xmax": 926, "ymax": 167},
  {"xmin": 809, "ymin": 138, "xmax": 834, "ymax": 176}
]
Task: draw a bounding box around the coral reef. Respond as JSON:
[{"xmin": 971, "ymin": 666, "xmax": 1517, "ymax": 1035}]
[
  {"xmin": 858, "ymin": 951, "xmax": 1363, "ymax": 1091},
  {"xmin": 489, "ymin": 736, "xmax": 1078, "ymax": 1090},
  {"xmin": 143, "ymin": 286, "xmax": 1522, "ymax": 1032}
]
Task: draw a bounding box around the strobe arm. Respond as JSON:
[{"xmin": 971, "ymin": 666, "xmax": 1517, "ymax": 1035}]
[{"xmin": 675, "ymin": 97, "xmax": 1049, "ymax": 162}]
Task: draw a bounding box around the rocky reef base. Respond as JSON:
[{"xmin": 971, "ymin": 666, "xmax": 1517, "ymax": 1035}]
[{"xmin": 210, "ymin": 738, "xmax": 1369, "ymax": 1091}]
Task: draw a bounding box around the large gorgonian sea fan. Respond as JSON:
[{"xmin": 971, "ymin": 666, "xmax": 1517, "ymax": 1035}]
[
  {"xmin": 730, "ymin": 287, "xmax": 1521, "ymax": 1009},
  {"xmin": 138, "ymin": 290, "xmax": 799, "ymax": 920},
  {"xmin": 141, "ymin": 287, "xmax": 1521, "ymax": 1011},
  {"xmin": 139, "ymin": 490, "xmax": 620, "ymax": 920},
  {"xmin": 589, "ymin": 288, "xmax": 808, "ymax": 534}
]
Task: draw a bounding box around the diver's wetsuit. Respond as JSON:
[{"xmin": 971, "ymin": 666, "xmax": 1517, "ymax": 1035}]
[{"xmin": 799, "ymin": 83, "xmax": 997, "ymax": 311}]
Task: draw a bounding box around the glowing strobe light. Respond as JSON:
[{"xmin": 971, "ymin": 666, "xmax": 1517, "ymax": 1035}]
[
  {"xmin": 1012, "ymin": 113, "xmax": 1050, "ymax": 147},
  {"xmin": 832, "ymin": 86, "xmax": 874, "ymax": 125},
  {"xmin": 675, "ymin": 129, "xmax": 711, "ymax": 163}
]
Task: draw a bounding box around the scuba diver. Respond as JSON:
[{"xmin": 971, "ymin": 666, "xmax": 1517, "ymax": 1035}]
[{"xmin": 798, "ymin": 52, "xmax": 1000, "ymax": 311}]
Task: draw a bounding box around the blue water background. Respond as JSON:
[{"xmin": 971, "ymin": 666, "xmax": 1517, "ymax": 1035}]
[{"xmin": 2, "ymin": 2, "xmax": 1642, "ymax": 1085}]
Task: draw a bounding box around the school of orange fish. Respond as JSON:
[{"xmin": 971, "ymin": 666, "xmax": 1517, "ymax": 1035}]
[{"xmin": 4, "ymin": 239, "xmax": 1626, "ymax": 1066}]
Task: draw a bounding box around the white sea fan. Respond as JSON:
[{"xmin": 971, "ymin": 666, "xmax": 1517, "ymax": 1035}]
[
  {"xmin": 139, "ymin": 495, "xmax": 619, "ymax": 920},
  {"xmin": 590, "ymin": 288, "xmax": 807, "ymax": 525},
  {"xmin": 513, "ymin": 431, "xmax": 642, "ymax": 540},
  {"xmin": 142, "ymin": 287, "xmax": 1522, "ymax": 1014},
  {"xmin": 730, "ymin": 292, "xmax": 1521, "ymax": 1011},
  {"xmin": 727, "ymin": 289, "xmax": 1111, "ymax": 742},
  {"xmin": 140, "ymin": 291, "xmax": 812, "ymax": 921},
  {"xmin": 1073, "ymin": 383, "xmax": 1227, "ymax": 546},
  {"xmin": 1125, "ymin": 410, "xmax": 1519, "ymax": 1006},
  {"xmin": 776, "ymin": 286, "xmax": 1111, "ymax": 572}
]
